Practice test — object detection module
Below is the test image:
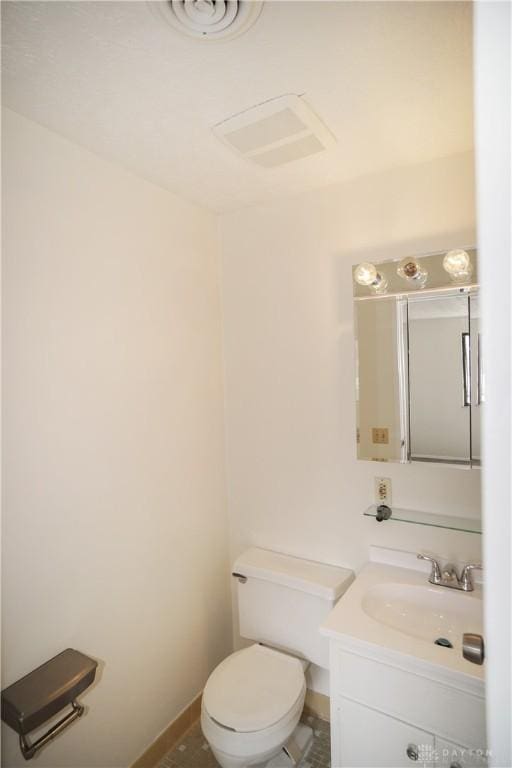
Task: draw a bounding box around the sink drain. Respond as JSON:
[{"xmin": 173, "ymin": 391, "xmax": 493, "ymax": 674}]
[{"xmin": 434, "ymin": 637, "xmax": 453, "ymax": 648}]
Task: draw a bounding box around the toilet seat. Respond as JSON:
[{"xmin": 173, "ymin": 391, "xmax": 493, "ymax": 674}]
[{"xmin": 202, "ymin": 644, "xmax": 306, "ymax": 733}]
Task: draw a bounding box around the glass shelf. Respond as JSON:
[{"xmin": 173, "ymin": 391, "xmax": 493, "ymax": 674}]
[{"xmin": 363, "ymin": 505, "xmax": 482, "ymax": 534}]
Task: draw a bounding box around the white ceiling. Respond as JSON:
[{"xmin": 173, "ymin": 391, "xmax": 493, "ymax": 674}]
[{"xmin": 2, "ymin": 1, "xmax": 474, "ymax": 213}]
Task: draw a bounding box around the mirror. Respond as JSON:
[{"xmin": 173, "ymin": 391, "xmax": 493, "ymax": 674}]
[
  {"xmin": 353, "ymin": 249, "xmax": 480, "ymax": 466},
  {"xmin": 355, "ymin": 297, "xmax": 408, "ymax": 462},
  {"xmin": 408, "ymin": 293, "xmax": 471, "ymax": 464}
]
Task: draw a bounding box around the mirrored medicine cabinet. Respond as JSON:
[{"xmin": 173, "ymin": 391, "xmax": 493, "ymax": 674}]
[{"xmin": 353, "ymin": 248, "xmax": 481, "ymax": 468}]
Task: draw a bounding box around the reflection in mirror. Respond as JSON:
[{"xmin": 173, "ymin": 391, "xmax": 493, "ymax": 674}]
[
  {"xmin": 408, "ymin": 294, "xmax": 471, "ymax": 464},
  {"xmin": 355, "ymin": 298, "xmax": 408, "ymax": 462}
]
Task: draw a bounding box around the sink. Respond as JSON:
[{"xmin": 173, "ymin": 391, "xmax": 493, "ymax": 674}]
[
  {"xmin": 361, "ymin": 582, "xmax": 483, "ymax": 647},
  {"xmin": 321, "ymin": 561, "xmax": 485, "ymax": 680}
]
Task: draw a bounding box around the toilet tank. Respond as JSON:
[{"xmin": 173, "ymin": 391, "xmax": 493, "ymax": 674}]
[{"xmin": 233, "ymin": 548, "xmax": 354, "ymax": 669}]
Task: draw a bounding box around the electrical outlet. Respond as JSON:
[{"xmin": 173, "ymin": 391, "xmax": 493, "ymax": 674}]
[
  {"xmin": 375, "ymin": 477, "xmax": 392, "ymax": 505},
  {"xmin": 372, "ymin": 427, "xmax": 389, "ymax": 444}
]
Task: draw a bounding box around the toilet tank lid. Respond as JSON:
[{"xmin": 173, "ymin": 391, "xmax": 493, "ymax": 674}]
[{"xmin": 233, "ymin": 548, "xmax": 354, "ymax": 601}]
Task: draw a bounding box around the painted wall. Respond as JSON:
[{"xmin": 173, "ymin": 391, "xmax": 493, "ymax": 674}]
[
  {"xmin": 1, "ymin": 109, "xmax": 232, "ymax": 767},
  {"xmin": 220, "ymin": 151, "xmax": 482, "ymax": 691},
  {"xmin": 474, "ymin": 2, "xmax": 512, "ymax": 764}
]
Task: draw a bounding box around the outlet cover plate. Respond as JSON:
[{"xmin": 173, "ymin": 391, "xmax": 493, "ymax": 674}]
[{"xmin": 375, "ymin": 477, "xmax": 392, "ymax": 505}]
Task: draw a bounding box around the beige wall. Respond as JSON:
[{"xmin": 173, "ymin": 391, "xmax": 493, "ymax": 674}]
[
  {"xmin": 1, "ymin": 109, "xmax": 232, "ymax": 767},
  {"xmin": 220, "ymin": 151, "xmax": 482, "ymax": 691}
]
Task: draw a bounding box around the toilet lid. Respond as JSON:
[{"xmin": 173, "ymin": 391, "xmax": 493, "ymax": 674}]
[{"xmin": 203, "ymin": 645, "xmax": 305, "ymax": 733}]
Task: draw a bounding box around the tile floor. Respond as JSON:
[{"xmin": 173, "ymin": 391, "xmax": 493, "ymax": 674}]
[{"xmin": 158, "ymin": 713, "xmax": 330, "ymax": 768}]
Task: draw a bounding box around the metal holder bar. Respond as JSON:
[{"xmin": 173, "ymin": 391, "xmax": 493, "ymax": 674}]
[{"xmin": 19, "ymin": 701, "xmax": 84, "ymax": 760}]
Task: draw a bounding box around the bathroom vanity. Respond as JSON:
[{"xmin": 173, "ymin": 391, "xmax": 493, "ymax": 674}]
[{"xmin": 321, "ymin": 562, "xmax": 486, "ymax": 768}]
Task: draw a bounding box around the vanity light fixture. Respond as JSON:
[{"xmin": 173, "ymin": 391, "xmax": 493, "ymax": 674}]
[
  {"xmin": 354, "ymin": 262, "xmax": 388, "ymax": 294},
  {"xmin": 443, "ymin": 249, "xmax": 473, "ymax": 283},
  {"xmin": 396, "ymin": 256, "xmax": 428, "ymax": 287}
]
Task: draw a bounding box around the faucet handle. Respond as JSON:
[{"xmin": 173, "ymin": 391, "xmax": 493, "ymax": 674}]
[
  {"xmin": 417, "ymin": 553, "xmax": 442, "ymax": 584},
  {"xmin": 460, "ymin": 563, "xmax": 483, "ymax": 591}
]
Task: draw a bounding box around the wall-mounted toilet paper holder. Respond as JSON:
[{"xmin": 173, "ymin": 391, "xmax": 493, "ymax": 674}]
[{"xmin": 1, "ymin": 648, "xmax": 98, "ymax": 760}]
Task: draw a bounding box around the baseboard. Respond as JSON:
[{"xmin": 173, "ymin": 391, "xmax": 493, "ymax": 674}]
[
  {"xmin": 304, "ymin": 689, "xmax": 330, "ymax": 722},
  {"xmin": 130, "ymin": 693, "xmax": 202, "ymax": 768},
  {"xmin": 130, "ymin": 686, "xmax": 327, "ymax": 768}
]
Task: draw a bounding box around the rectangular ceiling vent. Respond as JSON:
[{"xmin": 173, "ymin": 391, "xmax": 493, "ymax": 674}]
[{"xmin": 212, "ymin": 94, "xmax": 336, "ymax": 168}]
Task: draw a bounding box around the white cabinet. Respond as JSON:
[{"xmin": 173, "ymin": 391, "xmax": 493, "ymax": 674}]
[
  {"xmin": 334, "ymin": 698, "xmax": 435, "ymax": 768},
  {"xmin": 329, "ymin": 644, "xmax": 486, "ymax": 768},
  {"xmin": 332, "ymin": 700, "xmax": 489, "ymax": 768},
  {"xmin": 435, "ymin": 737, "xmax": 488, "ymax": 768}
]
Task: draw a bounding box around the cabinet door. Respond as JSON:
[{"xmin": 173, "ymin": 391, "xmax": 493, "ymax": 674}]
[
  {"xmin": 435, "ymin": 737, "xmax": 488, "ymax": 768},
  {"xmin": 334, "ymin": 697, "xmax": 435, "ymax": 768},
  {"xmin": 408, "ymin": 294, "xmax": 471, "ymax": 465}
]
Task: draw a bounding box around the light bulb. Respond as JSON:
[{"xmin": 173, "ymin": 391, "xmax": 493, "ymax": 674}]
[
  {"xmin": 397, "ymin": 257, "xmax": 428, "ymax": 287},
  {"xmin": 353, "ymin": 262, "xmax": 388, "ymax": 294},
  {"xmin": 443, "ymin": 250, "xmax": 473, "ymax": 282},
  {"xmin": 354, "ymin": 262, "xmax": 377, "ymax": 286}
]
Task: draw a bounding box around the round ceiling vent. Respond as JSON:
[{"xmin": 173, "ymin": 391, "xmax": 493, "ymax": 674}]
[{"xmin": 155, "ymin": 0, "xmax": 263, "ymax": 41}]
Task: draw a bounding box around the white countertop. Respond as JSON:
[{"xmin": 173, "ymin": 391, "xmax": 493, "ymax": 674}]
[{"xmin": 320, "ymin": 562, "xmax": 485, "ymax": 688}]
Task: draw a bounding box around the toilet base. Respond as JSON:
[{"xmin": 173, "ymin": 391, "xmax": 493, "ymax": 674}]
[
  {"xmin": 208, "ymin": 722, "xmax": 314, "ymax": 768},
  {"xmin": 266, "ymin": 723, "xmax": 313, "ymax": 768}
]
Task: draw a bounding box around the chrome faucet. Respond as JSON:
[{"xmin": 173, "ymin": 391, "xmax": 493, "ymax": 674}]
[{"xmin": 417, "ymin": 554, "xmax": 482, "ymax": 592}]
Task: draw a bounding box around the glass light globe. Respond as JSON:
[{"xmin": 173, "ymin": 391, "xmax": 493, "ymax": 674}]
[
  {"xmin": 354, "ymin": 262, "xmax": 378, "ymax": 286},
  {"xmin": 397, "ymin": 257, "xmax": 428, "ymax": 287},
  {"xmin": 443, "ymin": 250, "xmax": 473, "ymax": 281}
]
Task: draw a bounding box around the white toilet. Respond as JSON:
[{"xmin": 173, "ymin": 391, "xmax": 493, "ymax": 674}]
[{"xmin": 201, "ymin": 548, "xmax": 354, "ymax": 768}]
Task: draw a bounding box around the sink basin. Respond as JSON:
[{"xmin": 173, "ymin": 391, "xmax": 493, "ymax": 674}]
[
  {"xmin": 362, "ymin": 582, "xmax": 483, "ymax": 647},
  {"xmin": 321, "ymin": 562, "xmax": 485, "ymax": 681}
]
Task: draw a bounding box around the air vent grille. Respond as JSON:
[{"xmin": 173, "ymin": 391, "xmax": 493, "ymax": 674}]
[
  {"xmin": 154, "ymin": 0, "xmax": 263, "ymax": 41},
  {"xmin": 213, "ymin": 95, "xmax": 337, "ymax": 168},
  {"xmin": 224, "ymin": 108, "xmax": 307, "ymax": 154}
]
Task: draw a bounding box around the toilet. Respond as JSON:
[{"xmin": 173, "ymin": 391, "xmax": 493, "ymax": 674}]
[{"xmin": 201, "ymin": 548, "xmax": 354, "ymax": 768}]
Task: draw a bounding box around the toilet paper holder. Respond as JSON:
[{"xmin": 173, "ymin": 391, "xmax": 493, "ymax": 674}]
[{"xmin": 1, "ymin": 649, "xmax": 98, "ymax": 760}]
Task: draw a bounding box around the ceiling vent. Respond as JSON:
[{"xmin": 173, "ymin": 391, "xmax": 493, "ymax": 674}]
[
  {"xmin": 154, "ymin": 0, "xmax": 263, "ymax": 41},
  {"xmin": 212, "ymin": 95, "xmax": 337, "ymax": 167}
]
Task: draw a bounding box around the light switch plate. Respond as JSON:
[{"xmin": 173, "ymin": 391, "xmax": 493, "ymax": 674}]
[
  {"xmin": 375, "ymin": 477, "xmax": 392, "ymax": 505},
  {"xmin": 372, "ymin": 427, "xmax": 389, "ymax": 444}
]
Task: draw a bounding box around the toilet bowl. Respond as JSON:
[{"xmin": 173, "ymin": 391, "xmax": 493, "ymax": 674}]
[{"xmin": 201, "ymin": 644, "xmax": 307, "ymax": 768}]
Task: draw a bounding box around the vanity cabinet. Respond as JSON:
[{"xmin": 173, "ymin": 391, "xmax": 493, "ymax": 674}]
[
  {"xmin": 329, "ymin": 646, "xmax": 487, "ymax": 768},
  {"xmin": 435, "ymin": 737, "xmax": 489, "ymax": 768},
  {"xmin": 334, "ymin": 698, "xmax": 435, "ymax": 767}
]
